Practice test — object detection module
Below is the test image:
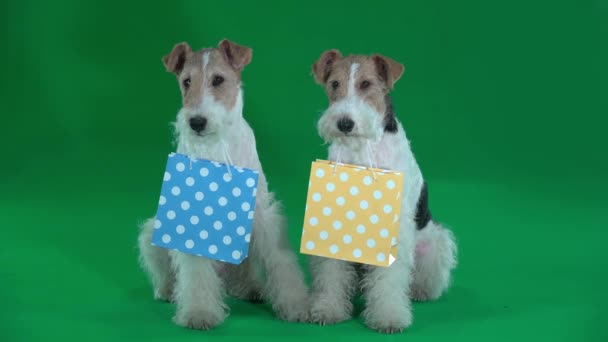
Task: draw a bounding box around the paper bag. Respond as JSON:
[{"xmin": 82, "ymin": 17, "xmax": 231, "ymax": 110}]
[
  {"xmin": 300, "ymin": 160, "xmax": 404, "ymax": 267},
  {"xmin": 151, "ymin": 153, "xmax": 258, "ymax": 264}
]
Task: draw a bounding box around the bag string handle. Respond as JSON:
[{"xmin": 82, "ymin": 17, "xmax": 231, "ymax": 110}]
[
  {"xmin": 366, "ymin": 140, "xmax": 378, "ymax": 181},
  {"xmin": 330, "ymin": 141, "xmax": 378, "ymax": 181},
  {"xmin": 220, "ymin": 140, "xmax": 234, "ymax": 177},
  {"xmin": 186, "ymin": 142, "xmax": 234, "ymax": 177},
  {"xmin": 332, "ymin": 146, "xmax": 343, "ymax": 175}
]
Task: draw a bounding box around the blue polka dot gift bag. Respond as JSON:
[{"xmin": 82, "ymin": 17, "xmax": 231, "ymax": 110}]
[{"xmin": 151, "ymin": 153, "xmax": 258, "ymax": 264}]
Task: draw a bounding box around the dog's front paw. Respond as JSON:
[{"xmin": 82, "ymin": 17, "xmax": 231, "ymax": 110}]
[
  {"xmin": 173, "ymin": 308, "xmax": 225, "ymax": 330},
  {"xmin": 410, "ymin": 285, "xmax": 432, "ymax": 302},
  {"xmin": 243, "ymin": 290, "xmax": 264, "ymax": 303},
  {"xmin": 230, "ymin": 288, "xmax": 264, "ymax": 303},
  {"xmin": 362, "ymin": 307, "xmax": 412, "ymax": 334},
  {"xmin": 154, "ymin": 284, "xmax": 174, "ymax": 302},
  {"xmin": 271, "ymin": 291, "xmax": 311, "ymax": 322},
  {"xmin": 275, "ymin": 301, "xmax": 310, "ymax": 323},
  {"xmin": 277, "ymin": 307, "xmax": 309, "ymax": 323},
  {"xmin": 310, "ymin": 300, "xmax": 351, "ymax": 325},
  {"xmin": 376, "ymin": 326, "xmax": 407, "ymax": 334}
]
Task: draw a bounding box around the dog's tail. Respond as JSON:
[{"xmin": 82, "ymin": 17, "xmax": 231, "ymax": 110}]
[{"xmin": 410, "ymin": 221, "xmax": 457, "ymax": 301}]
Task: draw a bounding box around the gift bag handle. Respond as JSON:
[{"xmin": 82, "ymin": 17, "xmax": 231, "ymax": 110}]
[
  {"xmin": 330, "ymin": 141, "xmax": 378, "ymax": 181},
  {"xmin": 186, "ymin": 140, "xmax": 235, "ymax": 177},
  {"xmin": 332, "ymin": 147, "xmax": 342, "ymax": 176},
  {"xmin": 365, "ymin": 140, "xmax": 378, "ymax": 181},
  {"xmin": 221, "ymin": 140, "xmax": 235, "ymax": 177}
]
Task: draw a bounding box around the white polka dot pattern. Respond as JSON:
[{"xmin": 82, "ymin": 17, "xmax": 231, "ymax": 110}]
[
  {"xmin": 151, "ymin": 153, "xmax": 259, "ymax": 264},
  {"xmin": 300, "ymin": 160, "xmax": 403, "ymax": 267}
]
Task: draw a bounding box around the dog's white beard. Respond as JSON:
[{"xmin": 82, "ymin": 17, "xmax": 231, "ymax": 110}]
[
  {"xmin": 174, "ymin": 90, "xmax": 244, "ymax": 161},
  {"xmin": 318, "ymin": 96, "xmax": 384, "ymax": 153},
  {"xmin": 318, "ymin": 97, "xmax": 383, "ymax": 142}
]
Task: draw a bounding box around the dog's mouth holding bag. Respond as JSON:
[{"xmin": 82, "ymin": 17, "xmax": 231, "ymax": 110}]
[
  {"xmin": 300, "ymin": 159, "xmax": 403, "ymax": 267},
  {"xmin": 151, "ymin": 152, "xmax": 259, "ymax": 264}
]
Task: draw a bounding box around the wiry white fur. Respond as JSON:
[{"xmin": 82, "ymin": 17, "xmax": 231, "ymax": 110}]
[
  {"xmin": 138, "ymin": 218, "xmax": 175, "ymax": 301},
  {"xmin": 311, "ymin": 68, "xmax": 457, "ymax": 333},
  {"xmin": 138, "ymin": 80, "xmax": 309, "ymax": 330},
  {"xmin": 202, "ymin": 51, "xmax": 210, "ymax": 70},
  {"xmin": 347, "ymin": 63, "xmax": 359, "ymax": 96},
  {"xmin": 317, "ymin": 97, "xmax": 383, "ymax": 144},
  {"xmin": 411, "ymin": 221, "xmax": 457, "ymax": 301},
  {"xmin": 174, "ymin": 90, "xmax": 244, "ymax": 152}
]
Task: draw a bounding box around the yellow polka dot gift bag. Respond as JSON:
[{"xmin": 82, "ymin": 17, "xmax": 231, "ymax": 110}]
[{"xmin": 300, "ymin": 160, "xmax": 404, "ymax": 267}]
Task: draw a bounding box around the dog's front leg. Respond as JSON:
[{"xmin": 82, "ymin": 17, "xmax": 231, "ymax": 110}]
[
  {"xmin": 170, "ymin": 251, "xmax": 227, "ymax": 330},
  {"xmin": 138, "ymin": 218, "xmax": 175, "ymax": 301},
  {"xmin": 250, "ymin": 202, "xmax": 310, "ymax": 322},
  {"xmin": 309, "ymin": 257, "xmax": 357, "ymax": 325},
  {"xmin": 361, "ymin": 219, "xmax": 416, "ymax": 333},
  {"xmin": 223, "ymin": 258, "xmax": 264, "ymax": 302}
]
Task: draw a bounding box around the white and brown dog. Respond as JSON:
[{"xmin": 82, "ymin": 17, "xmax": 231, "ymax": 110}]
[
  {"xmin": 308, "ymin": 50, "xmax": 457, "ymax": 333},
  {"xmin": 138, "ymin": 40, "xmax": 309, "ymax": 330}
]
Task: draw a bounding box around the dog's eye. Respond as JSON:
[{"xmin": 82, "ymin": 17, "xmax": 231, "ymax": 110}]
[
  {"xmin": 360, "ymin": 80, "xmax": 371, "ymax": 90},
  {"xmin": 331, "ymin": 80, "xmax": 340, "ymax": 90},
  {"xmin": 182, "ymin": 77, "xmax": 191, "ymax": 89},
  {"xmin": 212, "ymin": 75, "xmax": 224, "ymax": 87}
]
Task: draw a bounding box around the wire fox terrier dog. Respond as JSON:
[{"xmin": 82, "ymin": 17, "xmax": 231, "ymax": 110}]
[
  {"xmin": 138, "ymin": 39, "xmax": 309, "ymax": 330},
  {"xmin": 308, "ymin": 50, "xmax": 458, "ymax": 333}
]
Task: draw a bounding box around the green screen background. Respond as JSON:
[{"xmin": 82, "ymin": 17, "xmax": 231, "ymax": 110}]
[{"xmin": 1, "ymin": 0, "xmax": 606, "ymax": 341}]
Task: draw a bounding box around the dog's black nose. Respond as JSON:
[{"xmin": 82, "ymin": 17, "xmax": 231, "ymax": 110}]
[
  {"xmin": 337, "ymin": 117, "xmax": 355, "ymax": 133},
  {"xmin": 189, "ymin": 116, "xmax": 207, "ymax": 133}
]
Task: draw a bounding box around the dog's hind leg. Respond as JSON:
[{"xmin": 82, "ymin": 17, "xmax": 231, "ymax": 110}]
[
  {"xmin": 250, "ymin": 200, "xmax": 310, "ymax": 322},
  {"xmin": 138, "ymin": 218, "xmax": 175, "ymax": 301},
  {"xmin": 410, "ymin": 221, "xmax": 457, "ymax": 301},
  {"xmin": 170, "ymin": 251, "xmax": 227, "ymax": 330}
]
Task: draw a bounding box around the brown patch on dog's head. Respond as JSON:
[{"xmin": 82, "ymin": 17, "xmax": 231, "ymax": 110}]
[
  {"xmin": 163, "ymin": 40, "xmax": 252, "ymax": 111},
  {"xmin": 163, "ymin": 40, "xmax": 253, "ymax": 136},
  {"xmin": 313, "ymin": 51, "xmax": 404, "ymax": 111},
  {"xmin": 313, "ymin": 50, "xmax": 405, "ymax": 140},
  {"xmin": 163, "ymin": 39, "xmax": 252, "ymax": 109}
]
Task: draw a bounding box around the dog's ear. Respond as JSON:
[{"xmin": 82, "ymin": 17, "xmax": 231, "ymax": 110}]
[
  {"xmin": 218, "ymin": 39, "xmax": 252, "ymax": 72},
  {"xmin": 372, "ymin": 54, "xmax": 404, "ymax": 90},
  {"xmin": 162, "ymin": 42, "xmax": 192, "ymax": 74},
  {"xmin": 312, "ymin": 49, "xmax": 342, "ymax": 85}
]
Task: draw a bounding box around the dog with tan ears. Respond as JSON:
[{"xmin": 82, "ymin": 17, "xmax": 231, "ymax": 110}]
[
  {"xmin": 138, "ymin": 39, "xmax": 309, "ymax": 330},
  {"xmin": 308, "ymin": 50, "xmax": 457, "ymax": 333}
]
